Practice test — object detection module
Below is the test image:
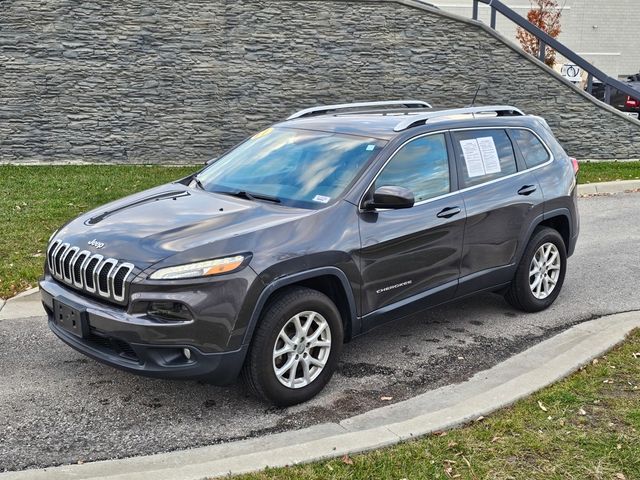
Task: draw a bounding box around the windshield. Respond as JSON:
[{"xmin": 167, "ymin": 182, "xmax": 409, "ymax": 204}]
[{"xmin": 196, "ymin": 127, "xmax": 386, "ymax": 208}]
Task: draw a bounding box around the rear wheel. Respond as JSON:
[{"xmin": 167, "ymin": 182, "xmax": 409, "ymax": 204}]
[
  {"xmin": 243, "ymin": 287, "xmax": 343, "ymax": 406},
  {"xmin": 505, "ymin": 227, "xmax": 567, "ymax": 312}
]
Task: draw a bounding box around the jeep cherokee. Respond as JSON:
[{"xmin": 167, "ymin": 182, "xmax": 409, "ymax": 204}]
[{"xmin": 41, "ymin": 100, "xmax": 580, "ymax": 405}]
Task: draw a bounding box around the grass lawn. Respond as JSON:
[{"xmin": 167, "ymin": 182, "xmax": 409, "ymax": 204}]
[
  {"xmin": 232, "ymin": 330, "xmax": 640, "ymax": 480},
  {"xmin": 0, "ymin": 165, "xmax": 197, "ymax": 299},
  {"xmin": 579, "ymin": 161, "xmax": 640, "ymax": 184},
  {"xmin": 0, "ymin": 161, "xmax": 638, "ymax": 299}
]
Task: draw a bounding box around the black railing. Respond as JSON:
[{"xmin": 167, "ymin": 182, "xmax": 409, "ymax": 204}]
[{"xmin": 472, "ymin": 0, "xmax": 639, "ymax": 105}]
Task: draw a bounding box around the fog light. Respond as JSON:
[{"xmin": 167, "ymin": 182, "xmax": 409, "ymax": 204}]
[
  {"xmin": 183, "ymin": 348, "xmax": 192, "ymax": 360},
  {"xmin": 147, "ymin": 301, "xmax": 193, "ymax": 321}
]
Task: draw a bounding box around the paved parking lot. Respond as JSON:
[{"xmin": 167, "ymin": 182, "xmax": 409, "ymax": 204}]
[{"xmin": 1, "ymin": 192, "xmax": 639, "ymax": 472}]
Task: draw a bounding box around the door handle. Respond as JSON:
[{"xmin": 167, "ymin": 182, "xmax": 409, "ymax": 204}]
[
  {"xmin": 436, "ymin": 206, "xmax": 462, "ymax": 219},
  {"xmin": 518, "ymin": 185, "xmax": 537, "ymax": 196}
]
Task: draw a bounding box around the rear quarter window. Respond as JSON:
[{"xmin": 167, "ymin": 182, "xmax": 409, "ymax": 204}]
[
  {"xmin": 510, "ymin": 129, "xmax": 551, "ymax": 168},
  {"xmin": 452, "ymin": 129, "xmax": 517, "ymax": 188}
]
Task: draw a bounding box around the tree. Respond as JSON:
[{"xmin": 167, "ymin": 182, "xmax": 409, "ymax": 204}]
[{"xmin": 516, "ymin": 0, "xmax": 563, "ymax": 68}]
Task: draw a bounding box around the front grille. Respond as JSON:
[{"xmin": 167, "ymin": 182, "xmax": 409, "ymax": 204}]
[{"xmin": 47, "ymin": 240, "xmax": 135, "ymax": 304}]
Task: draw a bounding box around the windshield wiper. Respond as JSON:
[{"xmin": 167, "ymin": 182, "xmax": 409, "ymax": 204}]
[
  {"xmin": 216, "ymin": 190, "xmax": 281, "ymax": 204},
  {"xmin": 191, "ymin": 175, "xmax": 206, "ymax": 190}
]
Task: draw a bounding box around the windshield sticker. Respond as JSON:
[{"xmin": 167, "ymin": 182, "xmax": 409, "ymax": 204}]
[
  {"xmin": 366, "ymin": 144, "xmax": 376, "ymax": 151},
  {"xmin": 460, "ymin": 136, "xmax": 502, "ymax": 177},
  {"xmin": 313, "ymin": 194, "xmax": 331, "ymax": 204},
  {"xmin": 251, "ymin": 127, "xmax": 274, "ymax": 140}
]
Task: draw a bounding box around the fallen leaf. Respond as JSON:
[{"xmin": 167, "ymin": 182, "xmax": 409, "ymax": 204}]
[
  {"xmin": 475, "ymin": 416, "xmax": 485, "ymax": 422},
  {"xmin": 448, "ymin": 441, "xmax": 458, "ymax": 448},
  {"xmin": 341, "ymin": 454, "xmax": 353, "ymax": 465},
  {"xmin": 578, "ymin": 408, "xmax": 587, "ymax": 416},
  {"xmin": 592, "ymin": 358, "xmax": 599, "ymax": 365},
  {"xmin": 617, "ymin": 444, "xmax": 623, "ymax": 450},
  {"xmin": 491, "ymin": 436, "xmax": 502, "ymax": 443},
  {"xmin": 380, "ymin": 396, "xmax": 393, "ymax": 401},
  {"xmin": 615, "ymin": 474, "xmax": 626, "ymax": 480},
  {"xmin": 538, "ymin": 400, "xmax": 548, "ymax": 412}
]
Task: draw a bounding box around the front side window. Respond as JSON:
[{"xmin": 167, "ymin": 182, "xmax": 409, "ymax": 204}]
[
  {"xmin": 375, "ymin": 133, "xmax": 450, "ymax": 203},
  {"xmin": 197, "ymin": 127, "xmax": 386, "ymax": 208},
  {"xmin": 453, "ymin": 129, "xmax": 518, "ymax": 188},
  {"xmin": 510, "ymin": 129, "xmax": 551, "ymax": 168}
]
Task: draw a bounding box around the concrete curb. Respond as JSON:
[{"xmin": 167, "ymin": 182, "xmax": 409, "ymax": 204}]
[
  {"xmin": 0, "ymin": 287, "xmax": 43, "ymax": 320},
  {"xmin": 2, "ymin": 310, "xmax": 638, "ymax": 480},
  {"xmin": 577, "ymin": 179, "xmax": 640, "ymax": 195}
]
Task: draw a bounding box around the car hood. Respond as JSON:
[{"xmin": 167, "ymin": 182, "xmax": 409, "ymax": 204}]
[{"xmin": 53, "ymin": 184, "xmax": 314, "ymax": 267}]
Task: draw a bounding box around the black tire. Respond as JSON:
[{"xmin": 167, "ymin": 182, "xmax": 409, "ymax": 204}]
[
  {"xmin": 242, "ymin": 286, "xmax": 343, "ymax": 406},
  {"xmin": 505, "ymin": 227, "xmax": 567, "ymax": 312}
]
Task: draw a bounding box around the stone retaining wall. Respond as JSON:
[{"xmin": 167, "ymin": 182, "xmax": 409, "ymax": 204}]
[{"xmin": 1, "ymin": 0, "xmax": 638, "ymax": 163}]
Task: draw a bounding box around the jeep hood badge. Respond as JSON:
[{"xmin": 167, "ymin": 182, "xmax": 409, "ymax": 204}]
[{"xmin": 88, "ymin": 239, "xmax": 105, "ymax": 249}]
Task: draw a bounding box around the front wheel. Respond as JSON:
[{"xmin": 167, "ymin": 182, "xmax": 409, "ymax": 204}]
[
  {"xmin": 505, "ymin": 227, "xmax": 567, "ymax": 312},
  {"xmin": 242, "ymin": 287, "xmax": 343, "ymax": 406}
]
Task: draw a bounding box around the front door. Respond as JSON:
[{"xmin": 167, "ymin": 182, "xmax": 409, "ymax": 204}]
[{"xmin": 357, "ymin": 132, "xmax": 466, "ymax": 330}]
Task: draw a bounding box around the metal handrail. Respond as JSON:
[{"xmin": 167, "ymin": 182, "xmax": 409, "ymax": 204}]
[
  {"xmin": 287, "ymin": 100, "xmax": 432, "ymax": 119},
  {"xmin": 472, "ymin": 0, "xmax": 639, "ymax": 104},
  {"xmin": 393, "ymin": 105, "xmax": 525, "ymax": 131}
]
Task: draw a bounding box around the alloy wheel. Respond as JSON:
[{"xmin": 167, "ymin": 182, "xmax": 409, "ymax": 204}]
[
  {"xmin": 272, "ymin": 311, "xmax": 332, "ymax": 389},
  {"xmin": 529, "ymin": 242, "xmax": 561, "ymax": 300}
]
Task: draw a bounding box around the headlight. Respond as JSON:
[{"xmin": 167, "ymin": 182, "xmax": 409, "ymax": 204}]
[{"xmin": 149, "ymin": 255, "xmax": 246, "ymax": 280}]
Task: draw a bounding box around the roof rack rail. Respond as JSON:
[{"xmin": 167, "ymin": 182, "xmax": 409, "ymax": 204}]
[
  {"xmin": 287, "ymin": 100, "xmax": 432, "ymax": 120},
  {"xmin": 393, "ymin": 105, "xmax": 525, "ymax": 132}
]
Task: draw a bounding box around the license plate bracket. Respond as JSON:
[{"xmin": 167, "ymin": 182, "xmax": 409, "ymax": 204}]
[{"xmin": 53, "ymin": 298, "xmax": 88, "ymax": 338}]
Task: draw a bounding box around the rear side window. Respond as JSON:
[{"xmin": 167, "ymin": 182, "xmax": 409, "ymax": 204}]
[
  {"xmin": 375, "ymin": 133, "xmax": 450, "ymax": 203},
  {"xmin": 510, "ymin": 129, "xmax": 551, "ymax": 168},
  {"xmin": 453, "ymin": 129, "xmax": 517, "ymax": 188}
]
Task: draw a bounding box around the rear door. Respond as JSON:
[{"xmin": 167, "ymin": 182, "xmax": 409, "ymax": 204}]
[
  {"xmin": 450, "ymin": 128, "xmax": 544, "ymax": 296},
  {"xmin": 358, "ymin": 132, "xmax": 466, "ymax": 329}
]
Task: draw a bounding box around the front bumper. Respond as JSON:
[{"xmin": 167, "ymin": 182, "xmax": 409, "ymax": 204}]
[{"xmin": 40, "ymin": 277, "xmax": 250, "ymax": 384}]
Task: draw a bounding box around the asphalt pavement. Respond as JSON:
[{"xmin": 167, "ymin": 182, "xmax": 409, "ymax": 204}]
[{"xmin": 1, "ymin": 192, "xmax": 639, "ymax": 472}]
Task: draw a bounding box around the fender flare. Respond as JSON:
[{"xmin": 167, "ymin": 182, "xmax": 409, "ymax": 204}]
[
  {"xmin": 516, "ymin": 208, "xmax": 573, "ymax": 263},
  {"xmin": 241, "ymin": 266, "xmax": 359, "ymax": 346}
]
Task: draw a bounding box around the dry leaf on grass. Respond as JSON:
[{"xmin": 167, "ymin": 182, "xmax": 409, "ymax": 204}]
[
  {"xmin": 537, "ymin": 400, "xmax": 548, "ymax": 412},
  {"xmin": 341, "ymin": 454, "xmax": 353, "ymax": 465}
]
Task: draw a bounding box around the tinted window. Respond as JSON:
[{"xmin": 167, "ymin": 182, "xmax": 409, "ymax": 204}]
[
  {"xmin": 453, "ymin": 129, "xmax": 517, "ymax": 188},
  {"xmin": 198, "ymin": 127, "xmax": 386, "ymax": 209},
  {"xmin": 511, "ymin": 129, "xmax": 551, "ymax": 168},
  {"xmin": 375, "ymin": 134, "xmax": 450, "ymax": 203}
]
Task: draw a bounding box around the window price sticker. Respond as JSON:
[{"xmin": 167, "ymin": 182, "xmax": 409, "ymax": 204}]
[{"xmin": 460, "ymin": 137, "xmax": 502, "ymax": 178}]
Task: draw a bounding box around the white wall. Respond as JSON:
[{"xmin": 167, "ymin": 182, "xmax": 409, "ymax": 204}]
[{"xmin": 424, "ymin": 0, "xmax": 640, "ymax": 78}]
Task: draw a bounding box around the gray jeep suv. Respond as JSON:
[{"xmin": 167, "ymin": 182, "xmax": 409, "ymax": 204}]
[{"xmin": 41, "ymin": 101, "xmax": 580, "ymax": 405}]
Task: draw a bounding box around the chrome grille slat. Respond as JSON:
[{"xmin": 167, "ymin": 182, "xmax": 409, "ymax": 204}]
[
  {"xmin": 47, "ymin": 240, "xmax": 61, "ymax": 274},
  {"xmin": 53, "ymin": 243, "xmax": 69, "ymax": 279},
  {"xmin": 45, "ymin": 241, "xmax": 135, "ymax": 304},
  {"xmin": 84, "ymin": 254, "xmax": 103, "ymax": 293},
  {"xmin": 62, "ymin": 247, "xmax": 79, "ymax": 283},
  {"xmin": 97, "ymin": 259, "xmax": 117, "ymax": 298}
]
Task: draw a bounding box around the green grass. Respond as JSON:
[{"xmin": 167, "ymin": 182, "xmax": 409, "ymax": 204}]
[
  {"xmin": 231, "ymin": 331, "xmax": 640, "ymax": 480},
  {"xmin": 0, "ymin": 165, "xmax": 197, "ymax": 298},
  {"xmin": 579, "ymin": 161, "xmax": 640, "ymax": 184},
  {"xmin": 0, "ymin": 161, "xmax": 639, "ymax": 299}
]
